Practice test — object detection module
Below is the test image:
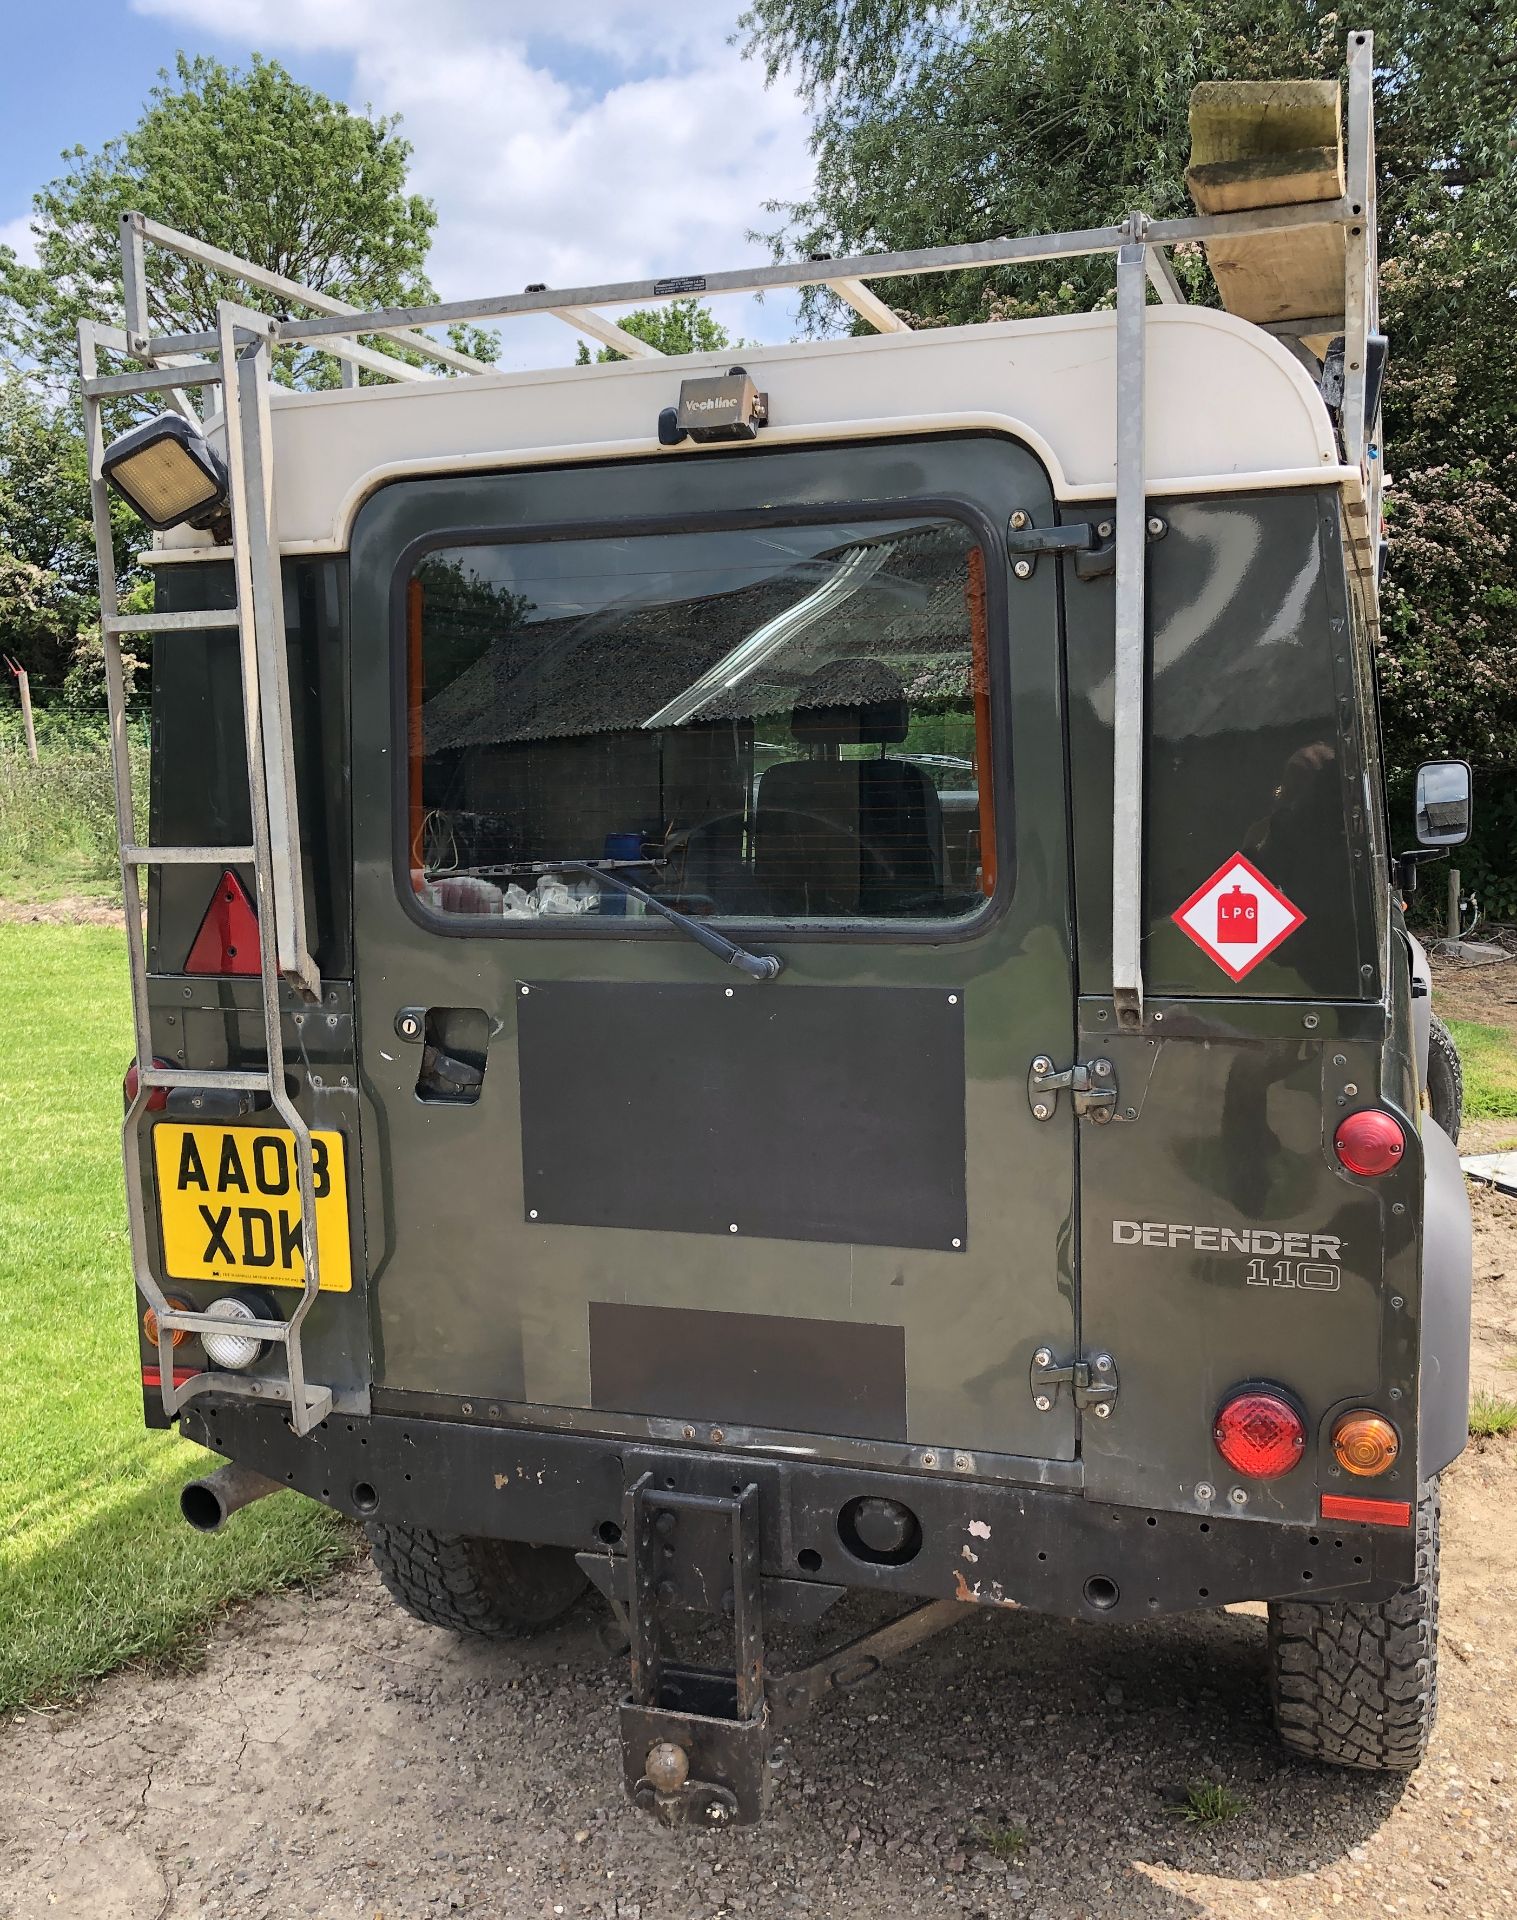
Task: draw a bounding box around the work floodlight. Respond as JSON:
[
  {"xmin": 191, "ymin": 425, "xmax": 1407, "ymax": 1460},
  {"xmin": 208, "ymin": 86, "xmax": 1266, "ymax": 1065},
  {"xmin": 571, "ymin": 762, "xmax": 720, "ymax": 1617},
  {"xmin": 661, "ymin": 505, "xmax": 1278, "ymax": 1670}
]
[{"xmin": 100, "ymin": 411, "xmax": 230, "ymax": 532}]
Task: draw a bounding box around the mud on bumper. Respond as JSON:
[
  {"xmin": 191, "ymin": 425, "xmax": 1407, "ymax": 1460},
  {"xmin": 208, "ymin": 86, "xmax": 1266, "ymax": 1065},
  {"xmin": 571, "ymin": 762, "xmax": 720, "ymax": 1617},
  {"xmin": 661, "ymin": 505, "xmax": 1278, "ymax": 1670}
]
[{"xmin": 182, "ymin": 1398, "xmax": 1416, "ymax": 1621}]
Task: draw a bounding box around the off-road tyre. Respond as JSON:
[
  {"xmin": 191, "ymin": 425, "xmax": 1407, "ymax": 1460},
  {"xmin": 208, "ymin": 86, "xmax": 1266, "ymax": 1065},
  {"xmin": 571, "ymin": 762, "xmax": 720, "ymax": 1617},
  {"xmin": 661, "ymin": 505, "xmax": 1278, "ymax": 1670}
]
[
  {"xmin": 1268, "ymin": 1480, "xmax": 1439, "ymax": 1772},
  {"xmin": 1426, "ymin": 1014, "xmax": 1463, "ymax": 1144},
  {"xmin": 366, "ymin": 1523, "xmax": 587, "ymax": 1637}
]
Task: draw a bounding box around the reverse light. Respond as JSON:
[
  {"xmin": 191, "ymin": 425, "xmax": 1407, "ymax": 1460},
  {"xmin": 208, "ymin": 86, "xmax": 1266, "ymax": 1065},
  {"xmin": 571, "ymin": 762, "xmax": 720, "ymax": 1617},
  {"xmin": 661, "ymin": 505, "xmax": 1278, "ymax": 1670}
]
[
  {"xmin": 1213, "ymin": 1387, "xmax": 1306, "ymax": 1479},
  {"xmin": 1334, "ymin": 1109, "xmax": 1406, "ymax": 1177},
  {"xmin": 142, "ymin": 1296, "xmax": 193, "ymax": 1349},
  {"xmin": 185, "ymin": 869, "xmax": 260, "ymax": 976},
  {"xmin": 200, "ymin": 1297, "xmax": 266, "ymax": 1371},
  {"xmin": 1332, "ymin": 1409, "xmax": 1400, "ymax": 1477},
  {"xmin": 100, "ymin": 412, "xmax": 229, "ymax": 533}
]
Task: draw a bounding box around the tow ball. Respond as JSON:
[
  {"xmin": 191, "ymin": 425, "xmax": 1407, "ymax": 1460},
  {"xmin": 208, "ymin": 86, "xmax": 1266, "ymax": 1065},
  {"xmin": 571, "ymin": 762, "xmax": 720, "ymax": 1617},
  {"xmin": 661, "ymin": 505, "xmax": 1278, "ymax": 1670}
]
[{"xmin": 581, "ymin": 1473, "xmax": 965, "ymax": 1827}]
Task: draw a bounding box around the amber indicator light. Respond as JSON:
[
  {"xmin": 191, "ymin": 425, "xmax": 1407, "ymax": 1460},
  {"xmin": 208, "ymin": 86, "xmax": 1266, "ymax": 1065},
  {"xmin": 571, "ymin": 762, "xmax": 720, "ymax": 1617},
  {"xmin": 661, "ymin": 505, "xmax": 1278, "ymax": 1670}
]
[
  {"xmin": 1332, "ymin": 1409, "xmax": 1400, "ymax": 1477},
  {"xmin": 142, "ymin": 1296, "xmax": 193, "ymax": 1350}
]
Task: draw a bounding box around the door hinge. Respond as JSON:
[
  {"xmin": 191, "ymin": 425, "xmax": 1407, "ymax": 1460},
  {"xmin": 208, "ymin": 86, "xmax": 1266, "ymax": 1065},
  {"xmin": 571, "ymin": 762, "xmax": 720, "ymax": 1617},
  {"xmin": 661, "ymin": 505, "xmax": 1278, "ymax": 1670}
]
[
  {"xmin": 1030, "ymin": 1347, "xmax": 1119, "ymax": 1417},
  {"xmin": 1006, "ymin": 510, "xmax": 1167, "ymax": 580},
  {"xmin": 1028, "ymin": 1053, "xmax": 1117, "ymax": 1123}
]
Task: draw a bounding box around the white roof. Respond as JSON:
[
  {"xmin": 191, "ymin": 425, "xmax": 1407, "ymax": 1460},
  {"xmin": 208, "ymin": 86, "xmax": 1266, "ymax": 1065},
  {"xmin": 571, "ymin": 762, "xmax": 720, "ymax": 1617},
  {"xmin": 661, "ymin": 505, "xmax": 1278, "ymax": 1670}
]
[{"xmin": 157, "ymin": 306, "xmax": 1351, "ymax": 559}]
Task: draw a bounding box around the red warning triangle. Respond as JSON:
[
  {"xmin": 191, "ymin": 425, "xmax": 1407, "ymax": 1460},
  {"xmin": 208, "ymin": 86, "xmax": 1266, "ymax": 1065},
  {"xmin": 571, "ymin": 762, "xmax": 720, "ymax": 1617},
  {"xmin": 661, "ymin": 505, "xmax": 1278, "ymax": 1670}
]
[{"xmin": 184, "ymin": 869, "xmax": 261, "ymax": 975}]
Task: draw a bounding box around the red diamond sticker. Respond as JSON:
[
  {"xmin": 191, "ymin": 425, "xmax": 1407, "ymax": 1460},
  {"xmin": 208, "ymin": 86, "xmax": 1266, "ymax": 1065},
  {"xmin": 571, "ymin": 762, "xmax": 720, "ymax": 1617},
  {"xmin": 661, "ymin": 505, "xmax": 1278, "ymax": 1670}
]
[{"xmin": 1172, "ymin": 853, "xmax": 1305, "ymax": 982}]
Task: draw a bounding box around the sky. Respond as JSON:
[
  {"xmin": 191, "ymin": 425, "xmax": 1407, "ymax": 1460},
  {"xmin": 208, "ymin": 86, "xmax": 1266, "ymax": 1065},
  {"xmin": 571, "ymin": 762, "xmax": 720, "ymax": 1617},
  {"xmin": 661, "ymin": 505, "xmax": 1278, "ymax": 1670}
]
[{"xmin": 0, "ymin": 0, "xmax": 817, "ymax": 370}]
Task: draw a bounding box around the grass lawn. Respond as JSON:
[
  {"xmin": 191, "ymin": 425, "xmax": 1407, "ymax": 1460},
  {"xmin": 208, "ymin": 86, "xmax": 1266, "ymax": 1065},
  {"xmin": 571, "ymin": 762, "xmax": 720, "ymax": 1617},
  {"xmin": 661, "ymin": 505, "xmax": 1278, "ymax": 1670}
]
[
  {"xmin": 0, "ymin": 924, "xmax": 350, "ymax": 1711},
  {"xmin": 1446, "ymin": 1018, "xmax": 1517, "ymax": 1122},
  {"xmin": 0, "ymin": 721, "xmax": 141, "ymax": 909}
]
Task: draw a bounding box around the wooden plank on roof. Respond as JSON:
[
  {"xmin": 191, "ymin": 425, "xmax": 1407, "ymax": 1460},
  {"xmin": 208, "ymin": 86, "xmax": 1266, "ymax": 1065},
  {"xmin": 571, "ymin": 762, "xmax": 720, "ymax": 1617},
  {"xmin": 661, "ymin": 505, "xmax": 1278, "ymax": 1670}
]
[{"xmin": 1186, "ymin": 80, "xmax": 1345, "ymax": 354}]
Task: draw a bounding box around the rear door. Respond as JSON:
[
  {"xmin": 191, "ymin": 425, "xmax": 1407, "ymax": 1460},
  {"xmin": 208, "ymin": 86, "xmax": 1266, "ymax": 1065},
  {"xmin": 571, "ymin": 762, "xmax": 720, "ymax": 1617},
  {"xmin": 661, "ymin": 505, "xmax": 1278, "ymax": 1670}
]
[
  {"xmin": 1067, "ymin": 489, "xmax": 1398, "ymax": 1522},
  {"xmin": 348, "ymin": 433, "xmax": 1080, "ymax": 1471}
]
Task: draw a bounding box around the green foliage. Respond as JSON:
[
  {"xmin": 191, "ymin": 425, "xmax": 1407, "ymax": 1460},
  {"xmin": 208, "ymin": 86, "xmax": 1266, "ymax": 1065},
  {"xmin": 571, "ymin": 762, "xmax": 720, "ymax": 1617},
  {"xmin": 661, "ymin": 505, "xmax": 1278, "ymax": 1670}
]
[
  {"xmin": 0, "ymin": 925, "xmax": 351, "ymax": 1709},
  {"xmin": 742, "ymin": 2, "xmax": 1517, "ymax": 907},
  {"xmin": 0, "ymin": 703, "xmax": 146, "ymax": 902},
  {"xmin": 0, "ymin": 52, "xmax": 474, "ymax": 392},
  {"xmin": 0, "ymin": 377, "xmax": 143, "ymax": 688},
  {"xmin": 972, "ymin": 1820, "xmax": 1029, "ymax": 1860},
  {"xmin": 0, "ymin": 56, "xmax": 483, "ymax": 704},
  {"xmin": 1171, "ymin": 1779, "xmax": 1248, "ymax": 1824},
  {"xmin": 574, "ymin": 298, "xmax": 741, "ymax": 364},
  {"xmin": 1456, "ymin": 784, "xmax": 1517, "ymax": 926},
  {"xmin": 1444, "ymin": 1020, "xmax": 1517, "ymax": 1121},
  {"xmin": 1469, "ymin": 1391, "xmax": 1517, "ymax": 1440},
  {"xmin": 742, "ymin": 1, "xmax": 1346, "ymax": 328},
  {"xmin": 414, "ymin": 553, "xmax": 536, "ymax": 693}
]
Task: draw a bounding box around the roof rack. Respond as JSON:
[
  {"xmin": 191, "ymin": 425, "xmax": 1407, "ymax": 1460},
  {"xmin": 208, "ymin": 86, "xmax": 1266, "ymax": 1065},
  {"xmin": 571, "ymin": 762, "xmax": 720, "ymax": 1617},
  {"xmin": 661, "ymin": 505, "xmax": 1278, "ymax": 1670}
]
[
  {"xmin": 100, "ymin": 192, "xmax": 1355, "ymax": 383},
  {"xmin": 80, "ymin": 33, "xmax": 1379, "ymax": 1435}
]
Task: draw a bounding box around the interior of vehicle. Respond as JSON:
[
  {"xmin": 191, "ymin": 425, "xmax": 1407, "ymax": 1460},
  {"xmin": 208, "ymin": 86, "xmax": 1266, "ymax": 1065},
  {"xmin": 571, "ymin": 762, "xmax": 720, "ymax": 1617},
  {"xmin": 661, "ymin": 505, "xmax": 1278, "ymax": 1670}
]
[{"xmin": 406, "ymin": 514, "xmax": 995, "ymax": 925}]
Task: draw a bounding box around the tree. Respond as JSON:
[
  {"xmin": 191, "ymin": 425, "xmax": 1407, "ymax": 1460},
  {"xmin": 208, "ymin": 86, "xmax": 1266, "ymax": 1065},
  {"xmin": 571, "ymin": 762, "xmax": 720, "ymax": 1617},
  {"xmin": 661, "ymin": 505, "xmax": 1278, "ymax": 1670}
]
[
  {"xmin": 742, "ymin": 0, "xmax": 1517, "ymax": 910},
  {"xmin": 0, "ymin": 53, "xmax": 494, "ymax": 389},
  {"xmin": 0, "ymin": 378, "xmax": 139, "ymax": 692},
  {"xmin": 0, "ymin": 55, "xmax": 497, "ymax": 706},
  {"xmin": 575, "ymin": 299, "xmax": 744, "ymax": 363}
]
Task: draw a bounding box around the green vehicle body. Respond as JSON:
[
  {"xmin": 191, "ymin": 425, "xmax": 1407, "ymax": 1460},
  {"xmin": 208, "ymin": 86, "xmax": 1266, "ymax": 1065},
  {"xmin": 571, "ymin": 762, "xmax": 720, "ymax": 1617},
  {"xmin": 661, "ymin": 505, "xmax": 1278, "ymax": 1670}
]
[{"xmin": 137, "ymin": 429, "xmax": 1469, "ymax": 1606}]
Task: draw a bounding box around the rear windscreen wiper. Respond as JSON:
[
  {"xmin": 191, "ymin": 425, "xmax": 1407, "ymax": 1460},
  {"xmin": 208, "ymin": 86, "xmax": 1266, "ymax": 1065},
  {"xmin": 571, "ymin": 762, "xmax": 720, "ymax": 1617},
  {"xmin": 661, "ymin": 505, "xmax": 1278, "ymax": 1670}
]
[{"xmin": 559, "ymin": 863, "xmax": 782, "ymax": 983}]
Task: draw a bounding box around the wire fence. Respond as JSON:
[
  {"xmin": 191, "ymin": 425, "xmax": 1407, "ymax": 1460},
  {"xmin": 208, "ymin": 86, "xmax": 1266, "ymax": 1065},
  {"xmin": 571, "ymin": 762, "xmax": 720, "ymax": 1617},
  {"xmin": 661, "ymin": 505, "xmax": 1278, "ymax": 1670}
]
[{"xmin": 0, "ymin": 698, "xmax": 149, "ymax": 891}]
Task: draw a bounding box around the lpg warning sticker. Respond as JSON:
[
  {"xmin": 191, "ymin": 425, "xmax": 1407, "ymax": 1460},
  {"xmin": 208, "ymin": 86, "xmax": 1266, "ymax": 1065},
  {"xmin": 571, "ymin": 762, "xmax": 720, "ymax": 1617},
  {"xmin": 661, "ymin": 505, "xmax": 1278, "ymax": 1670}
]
[{"xmin": 1172, "ymin": 853, "xmax": 1304, "ymax": 982}]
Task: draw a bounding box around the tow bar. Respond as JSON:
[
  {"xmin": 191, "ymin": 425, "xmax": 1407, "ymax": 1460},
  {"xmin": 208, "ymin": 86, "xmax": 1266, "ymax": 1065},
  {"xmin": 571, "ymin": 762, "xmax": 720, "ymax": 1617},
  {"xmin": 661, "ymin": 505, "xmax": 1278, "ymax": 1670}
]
[{"xmin": 586, "ymin": 1472, "xmax": 965, "ymax": 1827}]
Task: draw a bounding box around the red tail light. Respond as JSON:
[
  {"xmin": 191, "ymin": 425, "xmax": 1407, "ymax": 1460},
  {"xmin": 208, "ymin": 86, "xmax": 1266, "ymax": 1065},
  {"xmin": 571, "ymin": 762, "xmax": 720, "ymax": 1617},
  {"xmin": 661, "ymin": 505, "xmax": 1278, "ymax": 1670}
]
[
  {"xmin": 1213, "ymin": 1387, "xmax": 1306, "ymax": 1479},
  {"xmin": 1334, "ymin": 1109, "xmax": 1405, "ymax": 1177},
  {"xmin": 123, "ymin": 1056, "xmax": 172, "ymax": 1113},
  {"xmin": 185, "ymin": 868, "xmax": 260, "ymax": 976}
]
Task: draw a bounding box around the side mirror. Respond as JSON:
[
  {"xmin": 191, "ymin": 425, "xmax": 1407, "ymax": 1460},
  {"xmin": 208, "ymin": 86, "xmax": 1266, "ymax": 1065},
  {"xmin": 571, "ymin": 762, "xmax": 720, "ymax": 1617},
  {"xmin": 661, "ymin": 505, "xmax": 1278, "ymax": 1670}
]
[{"xmin": 1414, "ymin": 759, "xmax": 1473, "ymax": 847}]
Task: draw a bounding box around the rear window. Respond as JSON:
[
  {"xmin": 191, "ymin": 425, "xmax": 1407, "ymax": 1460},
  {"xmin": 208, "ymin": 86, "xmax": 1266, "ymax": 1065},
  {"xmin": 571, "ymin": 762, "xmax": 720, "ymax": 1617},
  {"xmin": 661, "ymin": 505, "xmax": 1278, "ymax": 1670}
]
[{"xmin": 404, "ymin": 514, "xmax": 998, "ymax": 926}]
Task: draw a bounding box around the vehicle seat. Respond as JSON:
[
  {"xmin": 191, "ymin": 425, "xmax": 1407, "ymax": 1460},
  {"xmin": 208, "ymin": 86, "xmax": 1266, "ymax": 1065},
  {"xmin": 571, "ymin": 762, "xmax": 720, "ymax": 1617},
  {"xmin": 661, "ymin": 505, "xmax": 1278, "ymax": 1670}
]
[
  {"xmin": 756, "ymin": 669, "xmax": 944, "ymax": 915},
  {"xmin": 416, "ymin": 873, "xmax": 506, "ymax": 915}
]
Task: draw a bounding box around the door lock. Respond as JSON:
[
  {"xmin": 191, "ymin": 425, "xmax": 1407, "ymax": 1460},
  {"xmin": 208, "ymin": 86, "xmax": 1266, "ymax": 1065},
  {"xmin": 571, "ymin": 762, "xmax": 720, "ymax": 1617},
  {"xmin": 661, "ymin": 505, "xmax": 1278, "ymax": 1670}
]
[{"xmin": 1027, "ymin": 1055, "xmax": 1117, "ymax": 1123}]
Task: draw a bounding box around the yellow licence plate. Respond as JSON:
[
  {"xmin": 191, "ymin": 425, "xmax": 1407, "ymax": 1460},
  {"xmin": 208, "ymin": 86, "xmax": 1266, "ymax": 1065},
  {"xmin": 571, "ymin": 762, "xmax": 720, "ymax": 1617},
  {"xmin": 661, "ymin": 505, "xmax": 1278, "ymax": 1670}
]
[{"xmin": 153, "ymin": 1124, "xmax": 353, "ymax": 1291}]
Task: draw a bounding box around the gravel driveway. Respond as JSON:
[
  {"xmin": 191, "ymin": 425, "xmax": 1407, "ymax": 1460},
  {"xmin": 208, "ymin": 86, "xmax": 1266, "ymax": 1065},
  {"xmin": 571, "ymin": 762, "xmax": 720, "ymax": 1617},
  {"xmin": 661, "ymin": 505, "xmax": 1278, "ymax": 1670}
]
[
  {"xmin": 8, "ymin": 1172, "xmax": 1517, "ymax": 1920},
  {"xmin": 5, "ymin": 1421, "xmax": 1516, "ymax": 1920}
]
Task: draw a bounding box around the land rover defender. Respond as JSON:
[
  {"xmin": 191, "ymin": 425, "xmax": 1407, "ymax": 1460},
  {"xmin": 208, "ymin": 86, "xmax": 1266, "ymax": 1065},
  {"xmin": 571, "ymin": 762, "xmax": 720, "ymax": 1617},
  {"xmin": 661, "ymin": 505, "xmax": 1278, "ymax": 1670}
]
[{"xmin": 85, "ymin": 35, "xmax": 1473, "ymax": 1826}]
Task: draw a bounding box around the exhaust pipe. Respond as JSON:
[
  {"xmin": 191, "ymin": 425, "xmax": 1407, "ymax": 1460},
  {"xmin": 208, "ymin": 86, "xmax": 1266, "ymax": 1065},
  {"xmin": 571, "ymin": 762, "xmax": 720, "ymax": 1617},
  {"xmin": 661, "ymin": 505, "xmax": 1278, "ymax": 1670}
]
[{"xmin": 181, "ymin": 1462, "xmax": 282, "ymax": 1533}]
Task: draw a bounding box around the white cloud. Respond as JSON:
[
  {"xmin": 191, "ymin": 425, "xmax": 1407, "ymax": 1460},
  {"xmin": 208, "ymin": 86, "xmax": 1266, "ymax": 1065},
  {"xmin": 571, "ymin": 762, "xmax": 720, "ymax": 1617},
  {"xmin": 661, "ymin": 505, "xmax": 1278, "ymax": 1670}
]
[
  {"xmin": 0, "ymin": 215, "xmax": 40, "ymax": 267},
  {"xmin": 132, "ymin": 0, "xmax": 815, "ymax": 367}
]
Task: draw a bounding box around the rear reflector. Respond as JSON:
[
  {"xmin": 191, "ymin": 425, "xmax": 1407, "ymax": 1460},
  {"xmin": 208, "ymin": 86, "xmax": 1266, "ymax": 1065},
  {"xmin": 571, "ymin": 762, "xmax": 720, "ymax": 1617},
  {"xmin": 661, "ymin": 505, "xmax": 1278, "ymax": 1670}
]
[
  {"xmin": 185, "ymin": 868, "xmax": 260, "ymax": 975},
  {"xmin": 1320, "ymin": 1492, "xmax": 1412, "ymax": 1526},
  {"xmin": 142, "ymin": 1366, "xmax": 198, "ymax": 1390},
  {"xmin": 1213, "ymin": 1388, "xmax": 1306, "ymax": 1478}
]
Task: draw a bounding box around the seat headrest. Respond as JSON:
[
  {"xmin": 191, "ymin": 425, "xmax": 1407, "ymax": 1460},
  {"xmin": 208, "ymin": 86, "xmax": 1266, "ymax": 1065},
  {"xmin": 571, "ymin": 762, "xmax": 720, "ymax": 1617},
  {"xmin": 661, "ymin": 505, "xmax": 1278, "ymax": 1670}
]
[{"xmin": 788, "ymin": 659, "xmax": 909, "ymax": 746}]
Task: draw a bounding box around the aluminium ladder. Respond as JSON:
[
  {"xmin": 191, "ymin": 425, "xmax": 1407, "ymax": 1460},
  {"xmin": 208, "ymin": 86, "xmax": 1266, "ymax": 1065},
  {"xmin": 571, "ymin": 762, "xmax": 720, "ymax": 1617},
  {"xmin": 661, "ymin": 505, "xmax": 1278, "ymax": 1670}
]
[{"xmin": 81, "ymin": 291, "xmax": 332, "ymax": 1435}]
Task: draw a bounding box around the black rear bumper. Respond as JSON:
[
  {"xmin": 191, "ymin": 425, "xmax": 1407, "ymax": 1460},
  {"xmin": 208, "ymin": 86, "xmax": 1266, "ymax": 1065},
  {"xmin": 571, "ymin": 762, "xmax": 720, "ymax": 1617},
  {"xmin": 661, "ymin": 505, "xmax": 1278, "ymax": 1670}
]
[{"xmin": 181, "ymin": 1397, "xmax": 1417, "ymax": 1622}]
